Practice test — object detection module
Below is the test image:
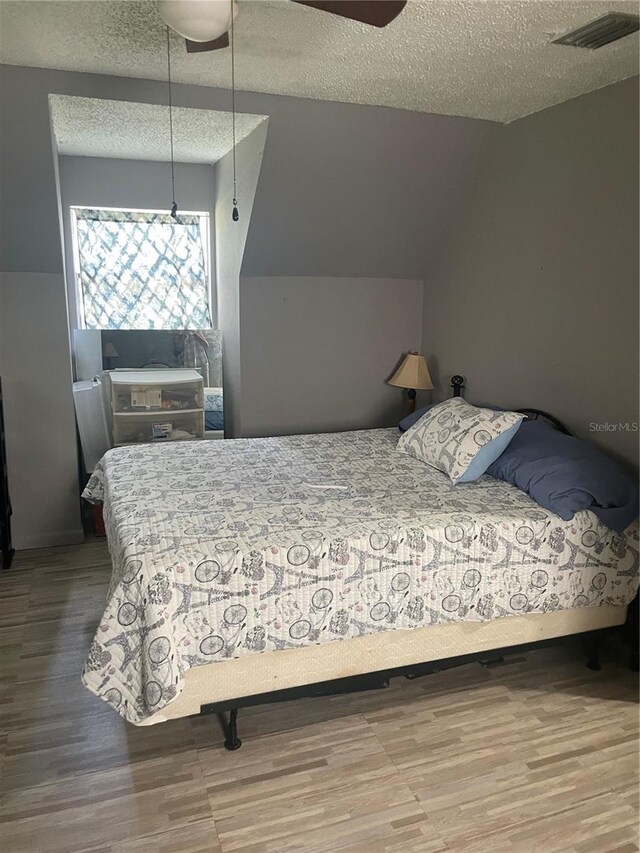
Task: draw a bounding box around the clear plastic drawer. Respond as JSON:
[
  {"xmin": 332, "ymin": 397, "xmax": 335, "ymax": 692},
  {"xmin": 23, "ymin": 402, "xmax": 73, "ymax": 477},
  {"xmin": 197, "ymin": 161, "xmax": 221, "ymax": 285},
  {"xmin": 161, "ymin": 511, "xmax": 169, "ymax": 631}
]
[{"xmin": 113, "ymin": 410, "xmax": 204, "ymax": 446}]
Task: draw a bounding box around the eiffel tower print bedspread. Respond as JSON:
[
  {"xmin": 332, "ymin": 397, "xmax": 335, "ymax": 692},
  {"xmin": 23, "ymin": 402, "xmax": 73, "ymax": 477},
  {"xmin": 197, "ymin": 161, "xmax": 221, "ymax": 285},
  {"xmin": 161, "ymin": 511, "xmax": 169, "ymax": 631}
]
[{"xmin": 81, "ymin": 429, "xmax": 639, "ymax": 724}]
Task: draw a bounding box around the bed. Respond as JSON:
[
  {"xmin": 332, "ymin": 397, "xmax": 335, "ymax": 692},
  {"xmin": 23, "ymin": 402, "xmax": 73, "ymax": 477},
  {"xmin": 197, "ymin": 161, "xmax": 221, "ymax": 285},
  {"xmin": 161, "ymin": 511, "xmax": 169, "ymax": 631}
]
[{"xmin": 82, "ymin": 419, "xmax": 639, "ymax": 744}]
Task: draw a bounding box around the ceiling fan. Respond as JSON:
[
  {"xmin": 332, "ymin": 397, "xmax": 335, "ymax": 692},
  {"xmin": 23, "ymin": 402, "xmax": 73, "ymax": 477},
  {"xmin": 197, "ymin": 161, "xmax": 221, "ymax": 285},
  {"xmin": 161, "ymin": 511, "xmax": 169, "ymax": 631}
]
[{"xmin": 157, "ymin": 0, "xmax": 407, "ymax": 53}]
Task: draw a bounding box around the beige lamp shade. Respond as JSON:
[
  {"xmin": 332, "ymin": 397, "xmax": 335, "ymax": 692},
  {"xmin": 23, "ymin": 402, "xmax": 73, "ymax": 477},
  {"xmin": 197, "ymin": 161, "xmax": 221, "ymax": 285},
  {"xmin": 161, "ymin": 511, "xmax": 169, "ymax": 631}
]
[
  {"xmin": 103, "ymin": 343, "xmax": 119, "ymax": 358},
  {"xmin": 388, "ymin": 352, "xmax": 433, "ymax": 391}
]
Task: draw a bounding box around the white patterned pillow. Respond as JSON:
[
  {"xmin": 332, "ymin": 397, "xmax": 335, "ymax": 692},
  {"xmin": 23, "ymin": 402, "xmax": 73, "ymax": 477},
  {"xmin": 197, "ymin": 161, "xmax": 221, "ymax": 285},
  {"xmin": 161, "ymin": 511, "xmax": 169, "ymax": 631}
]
[{"xmin": 397, "ymin": 398, "xmax": 524, "ymax": 484}]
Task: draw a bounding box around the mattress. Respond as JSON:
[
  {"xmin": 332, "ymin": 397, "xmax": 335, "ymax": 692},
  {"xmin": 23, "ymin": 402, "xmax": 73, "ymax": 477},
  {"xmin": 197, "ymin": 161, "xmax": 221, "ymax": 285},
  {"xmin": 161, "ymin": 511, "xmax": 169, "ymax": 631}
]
[
  {"xmin": 82, "ymin": 429, "xmax": 640, "ymax": 724},
  {"xmin": 145, "ymin": 604, "xmax": 628, "ymax": 723}
]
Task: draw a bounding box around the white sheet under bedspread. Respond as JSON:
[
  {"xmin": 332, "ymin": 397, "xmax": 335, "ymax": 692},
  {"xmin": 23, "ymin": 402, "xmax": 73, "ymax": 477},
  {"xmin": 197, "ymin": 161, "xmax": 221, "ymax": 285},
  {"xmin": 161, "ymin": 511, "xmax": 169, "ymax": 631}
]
[{"xmin": 82, "ymin": 429, "xmax": 639, "ymax": 723}]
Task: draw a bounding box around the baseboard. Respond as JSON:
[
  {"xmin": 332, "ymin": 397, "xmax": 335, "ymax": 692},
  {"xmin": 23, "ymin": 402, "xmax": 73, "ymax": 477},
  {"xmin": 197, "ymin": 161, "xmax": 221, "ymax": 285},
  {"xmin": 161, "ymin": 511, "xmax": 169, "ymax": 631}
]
[{"xmin": 13, "ymin": 528, "xmax": 85, "ymax": 551}]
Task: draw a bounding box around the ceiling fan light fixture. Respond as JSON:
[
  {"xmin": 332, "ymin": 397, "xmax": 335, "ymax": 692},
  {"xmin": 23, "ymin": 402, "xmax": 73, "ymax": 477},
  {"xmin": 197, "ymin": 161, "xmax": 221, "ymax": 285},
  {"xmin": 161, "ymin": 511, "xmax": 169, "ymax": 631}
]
[{"xmin": 157, "ymin": 0, "xmax": 237, "ymax": 43}]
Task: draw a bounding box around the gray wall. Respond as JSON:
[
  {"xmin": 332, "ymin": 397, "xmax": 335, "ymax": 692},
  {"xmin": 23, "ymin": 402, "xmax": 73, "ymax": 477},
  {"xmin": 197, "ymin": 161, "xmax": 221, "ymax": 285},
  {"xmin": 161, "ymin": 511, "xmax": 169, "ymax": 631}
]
[
  {"xmin": 57, "ymin": 155, "xmax": 216, "ymax": 328},
  {"xmin": 214, "ymin": 124, "xmax": 268, "ymax": 438},
  {"xmin": 0, "ymin": 64, "xmax": 496, "ymax": 454},
  {"xmin": 0, "ymin": 273, "xmax": 83, "ymax": 549},
  {"xmin": 240, "ymin": 277, "xmax": 424, "ymax": 437},
  {"xmin": 0, "ymin": 65, "xmax": 497, "ymax": 277},
  {"xmin": 424, "ymin": 77, "xmax": 640, "ymax": 468},
  {"xmin": 241, "ymin": 96, "xmax": 497, "ymax": 279}
]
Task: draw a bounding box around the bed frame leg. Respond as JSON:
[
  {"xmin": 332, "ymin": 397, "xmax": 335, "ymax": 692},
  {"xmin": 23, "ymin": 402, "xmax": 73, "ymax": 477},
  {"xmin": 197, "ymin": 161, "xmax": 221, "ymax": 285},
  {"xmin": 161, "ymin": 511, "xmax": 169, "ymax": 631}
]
[
  {"xmin": 224, "ymin": 708, "xmax": 242, "ymax": 751},
  {"xmin": 624, "ymin": 592, "xmax": 639, "ymax": 672},
  {"xmin": 584, "ymin": 634, "xmax": 602, "ymax": 671},
  {"xmin": 479, "ymin": 655, "xmax": 505, "ymax": 668}
]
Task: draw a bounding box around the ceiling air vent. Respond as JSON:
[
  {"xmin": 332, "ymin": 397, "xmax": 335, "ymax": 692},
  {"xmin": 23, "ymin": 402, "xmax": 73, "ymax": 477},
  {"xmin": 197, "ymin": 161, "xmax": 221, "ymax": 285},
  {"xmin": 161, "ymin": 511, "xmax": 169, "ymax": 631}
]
[{"xmin": 552, "ymin": 12, "xmax": 639, "ymax": 49}]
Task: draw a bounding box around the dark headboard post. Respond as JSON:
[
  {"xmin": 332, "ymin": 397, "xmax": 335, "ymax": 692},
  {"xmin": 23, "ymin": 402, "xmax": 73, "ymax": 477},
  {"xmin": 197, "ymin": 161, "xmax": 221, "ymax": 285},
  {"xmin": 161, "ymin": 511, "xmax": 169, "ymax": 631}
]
[
  {"xmin": 516, "ymin": 408, "xmax": 571, "ymax": 435},
  {"xmin": 450, "ymin": 375, "xmax": 465, "ymax": 398}
]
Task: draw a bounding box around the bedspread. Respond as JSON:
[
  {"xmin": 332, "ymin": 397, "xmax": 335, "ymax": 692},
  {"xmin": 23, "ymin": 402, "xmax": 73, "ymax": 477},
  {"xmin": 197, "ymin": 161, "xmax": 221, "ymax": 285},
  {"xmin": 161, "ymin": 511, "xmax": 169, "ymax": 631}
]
[{"xmin": 82, "ymin": 429, "xmax": 639, "ymax": 723}]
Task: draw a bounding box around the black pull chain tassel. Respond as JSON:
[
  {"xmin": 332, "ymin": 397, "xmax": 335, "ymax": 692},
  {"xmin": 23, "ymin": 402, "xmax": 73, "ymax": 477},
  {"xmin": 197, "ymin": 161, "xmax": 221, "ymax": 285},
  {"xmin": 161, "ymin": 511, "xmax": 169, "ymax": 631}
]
[
  {"xmin": 166, "ymin": 26, "xmax": 178, "ymax": 218},
  {"xmin": 230, "ymin": 2, "xmax": 239, "ymax": 223}
]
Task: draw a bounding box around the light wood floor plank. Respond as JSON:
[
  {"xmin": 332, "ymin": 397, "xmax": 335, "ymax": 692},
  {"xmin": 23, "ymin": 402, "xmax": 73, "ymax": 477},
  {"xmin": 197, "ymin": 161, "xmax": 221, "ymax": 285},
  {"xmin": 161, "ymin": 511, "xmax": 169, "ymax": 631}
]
[
  {"xmin": 0, "ymin": 753, "xmax": 215, "ymax": 853},
  {"xmin": 83, "ymin": 816, "xmax": 223, "ymax": 852},
  {"xmin": 197, "ymin": 714, "xmax": 443, "ymax": 852}
]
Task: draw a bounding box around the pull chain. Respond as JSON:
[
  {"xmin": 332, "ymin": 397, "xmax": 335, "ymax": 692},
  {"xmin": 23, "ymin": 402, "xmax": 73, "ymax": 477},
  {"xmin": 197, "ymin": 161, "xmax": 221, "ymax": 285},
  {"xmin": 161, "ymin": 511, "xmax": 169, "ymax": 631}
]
[
  {"xmin": 166, "ymin": 26, "xmax": 178, "ymax": 219},
  {"xmin": 230, "ymin": 2, "xmax": 239, "ymax": 222}
]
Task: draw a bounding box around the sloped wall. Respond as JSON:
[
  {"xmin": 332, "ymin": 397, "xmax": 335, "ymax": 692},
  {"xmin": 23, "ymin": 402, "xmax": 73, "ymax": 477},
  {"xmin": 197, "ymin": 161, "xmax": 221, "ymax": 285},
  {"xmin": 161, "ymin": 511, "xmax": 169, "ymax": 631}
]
[
  {"xmin": 241, "ymin": 95, "xmax": 497, "ymax": 279},
  {"xmin": 214, "ymin": 123, "xmax": 268, "ymax": 438},
  {"xmin": 0, "ymin": 66, "xmax": 498, "ymax": 278}
]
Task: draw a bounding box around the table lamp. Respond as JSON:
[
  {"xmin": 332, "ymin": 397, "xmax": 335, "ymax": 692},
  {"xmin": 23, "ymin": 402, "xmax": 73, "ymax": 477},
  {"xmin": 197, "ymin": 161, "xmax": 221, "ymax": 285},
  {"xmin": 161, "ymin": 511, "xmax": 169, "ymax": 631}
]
[
  {"xmin": 388, "ymin": 352, "xmax": 433, "ymax": 413},
  {"xmin": 103, "ymin": 342, "xmax": 119, "ymax": 371}
]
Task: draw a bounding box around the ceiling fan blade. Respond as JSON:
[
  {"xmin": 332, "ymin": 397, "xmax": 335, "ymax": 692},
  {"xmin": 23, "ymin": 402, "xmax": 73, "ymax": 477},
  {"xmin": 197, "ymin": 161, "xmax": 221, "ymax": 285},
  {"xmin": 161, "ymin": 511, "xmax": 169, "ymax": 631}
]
[
  {"xmin": 291, "ymin": 0, "xmax": 407, "ymax": 27},
  {"xmin": 185, "ymin": 32, "xmax": 230, "ymax": 53}
]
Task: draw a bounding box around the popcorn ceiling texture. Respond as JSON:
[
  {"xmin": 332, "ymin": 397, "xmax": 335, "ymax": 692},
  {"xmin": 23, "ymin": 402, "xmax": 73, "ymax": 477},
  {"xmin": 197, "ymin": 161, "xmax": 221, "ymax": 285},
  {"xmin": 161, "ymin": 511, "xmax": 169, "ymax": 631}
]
[
  {"xmin": 1, "ymin": 0, "xmax": 639, "ymax": 122},
  {"xmin": 49, "ymin": 95, "xmax": 268, "ymax": 163}
]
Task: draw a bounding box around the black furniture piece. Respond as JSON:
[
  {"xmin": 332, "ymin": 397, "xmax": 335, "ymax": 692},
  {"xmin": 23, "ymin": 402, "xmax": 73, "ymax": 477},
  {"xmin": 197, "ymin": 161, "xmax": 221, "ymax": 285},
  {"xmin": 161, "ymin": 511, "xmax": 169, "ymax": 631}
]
[{"xmin": 0, "ymin": 379, "xmax": 14, "ymax": 570}]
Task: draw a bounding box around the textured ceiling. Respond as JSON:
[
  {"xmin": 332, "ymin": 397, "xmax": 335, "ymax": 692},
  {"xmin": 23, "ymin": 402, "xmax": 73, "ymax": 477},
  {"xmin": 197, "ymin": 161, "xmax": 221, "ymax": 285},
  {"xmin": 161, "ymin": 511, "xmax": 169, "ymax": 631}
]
[
  {"xmin": 49, "ymin": 95, "xmax": 268, "ymax": 162},
  {"xmin": 1, "ymin": 0, "xmax": 639, "ymax": 122}
]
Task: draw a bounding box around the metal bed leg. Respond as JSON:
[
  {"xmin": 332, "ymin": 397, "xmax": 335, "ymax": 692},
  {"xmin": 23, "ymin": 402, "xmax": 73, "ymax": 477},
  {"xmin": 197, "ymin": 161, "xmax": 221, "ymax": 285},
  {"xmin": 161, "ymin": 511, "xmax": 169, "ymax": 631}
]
[
  {"xmin": 625, "ymin": 592, "xmax": 639, "ymax": 672},
  {"xmin": 584, "ymin": 634, "xmax": 602, "ymax": 671},
  {"xmin": 479, "ymin": 655, "xmax": 505, "ymax": 668},
  {"xmin": 224, "ymin": 708, "xmax": 242, "ymax": 751}
]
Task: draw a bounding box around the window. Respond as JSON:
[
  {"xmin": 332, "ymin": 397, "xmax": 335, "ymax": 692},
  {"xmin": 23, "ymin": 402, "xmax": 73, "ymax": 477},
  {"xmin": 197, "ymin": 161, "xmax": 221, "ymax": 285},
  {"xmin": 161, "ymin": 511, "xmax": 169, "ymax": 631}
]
[{"xmin": 70, "ymin": 207, "xmax": 212, "ymax": 330}]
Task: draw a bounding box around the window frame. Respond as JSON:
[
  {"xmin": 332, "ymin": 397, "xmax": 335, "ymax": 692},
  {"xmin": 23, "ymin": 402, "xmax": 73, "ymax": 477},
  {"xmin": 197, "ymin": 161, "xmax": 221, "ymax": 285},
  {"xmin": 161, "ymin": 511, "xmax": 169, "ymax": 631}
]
[{"xmin": 69, "ymin": 205, "xmax": 213, "ymax": 331}]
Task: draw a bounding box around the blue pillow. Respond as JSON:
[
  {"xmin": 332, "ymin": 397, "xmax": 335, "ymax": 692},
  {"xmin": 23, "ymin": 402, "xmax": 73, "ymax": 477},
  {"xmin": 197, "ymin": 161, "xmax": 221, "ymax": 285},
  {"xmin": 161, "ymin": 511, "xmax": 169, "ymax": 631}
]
[
  {"xmin": 457, "ymin": 421, "xmax": 523, "ymax": 483},
  {"xmin": 398, "ymin": 404, "xmax": 435, "ymax": 432},
  {"xmin": 487, "ymin": 420, "xmax": 639, "ymax": 533}
]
